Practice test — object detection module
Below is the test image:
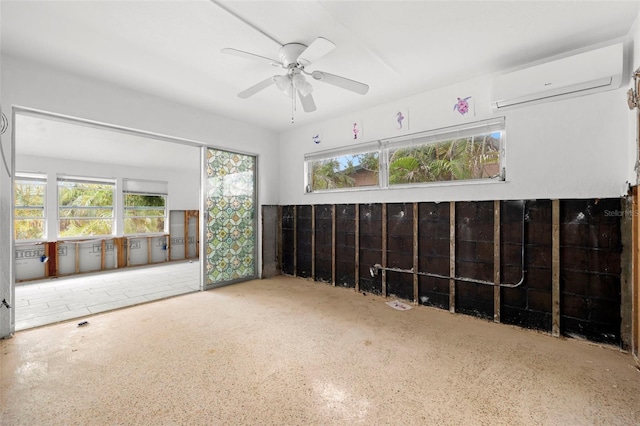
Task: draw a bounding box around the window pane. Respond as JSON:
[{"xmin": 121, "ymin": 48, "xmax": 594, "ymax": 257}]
[
  {"xmin": 123, "ymin": 193, "xmax": 166, "ymax": 234},
  {"xmin": 58, "ymin": 179, "xmax": 115, "ymax": 237},
  {"xmin": 59, "ymin": 208, "xmax": 114, "ymax": 219},
  {"xmin": 124, "ymin": 194, "xmax": 165, "ymax": 207},
  {"xmin": 124, "ymin": 208, "xmax": 166, "ymax": 217},
  {"xmin": 15, "ymin": 219, "xmax": 45, "ymax": 240},
  {"xmin": 389, "ymin": 133, "xmax": 501, "ymax": 185},
  {"xmin": 124, "ymin": 218, "xmax": 166, "ymax": 234},
  {"xmin": 15, "ymin": 208, "xmax": 44, "ymax": 218},
  {"xmin": 58, "ymin": 182, "xmax": 113, "ymax": 207},
  {"xmin": 15, "ymin": 176, "xmax": 46, "ymax": 240},
  {"xmin": 15, "ymin": 183, "xmax": 45, "ymax": 206},
  {"xmin": 310, "ymin": 152, "xmax": 379, "ymax": 191},
  {"xmin": 59, "ymin": 219, "xmax": 113, "ymax": 237}
]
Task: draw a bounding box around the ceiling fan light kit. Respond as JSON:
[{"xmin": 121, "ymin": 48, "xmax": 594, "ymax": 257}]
[{"xmin": 222, "ymin": 36, "xmax": 369, "ymax": 122}]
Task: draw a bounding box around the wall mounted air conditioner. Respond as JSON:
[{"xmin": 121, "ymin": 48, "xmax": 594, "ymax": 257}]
[{"xmin": 490, "ymin": 43, "xmax": 623, "ymax": 110}]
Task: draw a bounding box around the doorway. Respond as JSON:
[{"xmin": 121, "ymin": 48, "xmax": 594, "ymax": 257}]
[{"xmin": 12, "ymin": 108, "xmax": 203, "ymax": 330}]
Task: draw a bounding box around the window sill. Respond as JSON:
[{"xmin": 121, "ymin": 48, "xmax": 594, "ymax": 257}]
[{"xmin": 306, "ymin": 177, "xmax": 506, "ymax": 195}]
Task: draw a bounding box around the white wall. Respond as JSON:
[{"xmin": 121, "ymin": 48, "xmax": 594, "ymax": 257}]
[
  {"xmin": 279, "ymin": 45, "xmax": 631, "ymax": 205},
  {"xmin": 0, "ymin": 54, "xmax": 280, "ymax": 337}
]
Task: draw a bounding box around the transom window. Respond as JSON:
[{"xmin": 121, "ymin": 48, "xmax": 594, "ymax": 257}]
[
  {"xmin": 305, "ymin": 118, "xmax": 505, "ymax": 193},
  {"xmin": 14, "ymin": 173, "xmax": 47, "ymax": 241}
]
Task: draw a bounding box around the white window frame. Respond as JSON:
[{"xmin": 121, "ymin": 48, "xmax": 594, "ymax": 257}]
[
  {"xmin": 122, "ymin": 178, "xmax": 168, "ymax": 236},
  {"xmin": 304, "ymin": 141, "xmax": 382, "ymax": 193},
  {"xmin": 14, "ymin": 172, "xmax": 47, "ymax": 242},
  {"xmin": 304, "ymin": 117, "xmax": 505, "ymax": 194},
  {"xmin": 57, "ymin": 175, "xmax": 116, "ymax": 238}
]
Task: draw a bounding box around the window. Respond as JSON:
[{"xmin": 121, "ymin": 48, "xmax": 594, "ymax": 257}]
[
  {"xmin": 123, "ymin": 179, "xmax": 167, "ymax": 235},
  {"xmin": 14, "ymin": 173, "xmax": 47, "ymax": 240},
  {"xmin": 388, "ymin": 132, "xmax": 501, "ymax": 185},
  {"xmin": 305, "ymin": 142, "xmax": 381, "ymax": 192},
  {"xmin": 305, "ymin": 118, "xmax": 504, "ymax": 193},
  {"xmin": 58, "ymin": 177, "xmax": 115, "ymax": 237}
]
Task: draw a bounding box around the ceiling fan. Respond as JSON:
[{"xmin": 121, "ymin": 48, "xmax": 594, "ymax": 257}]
[{"xmin": 221, "ymin": 37, "xmax": 369, "ymax": 114}]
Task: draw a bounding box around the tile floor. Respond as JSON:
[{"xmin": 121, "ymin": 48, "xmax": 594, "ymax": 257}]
[{"xmin": 14, "ymin": 260, "xmax": 200, "ymax": 330}]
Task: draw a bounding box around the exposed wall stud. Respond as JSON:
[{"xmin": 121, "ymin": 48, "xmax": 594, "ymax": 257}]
[
  {"xmin": 116, "ymin": 238, "xmax": 125, "ymax": 269},
  {"xmin": 54, "ymin": 243, "xmax": 60, "ymax": 277},
  {"xmin": 413, "ymin": 202, "xmax": 419, "ymax": 304},
  {"xmin": 632, "ymin": 187, "xmax": 639, "ymax": 358},
  {"xmin": 381, "ymin": 203, "xmax": 387, "ymax": 297},
  {"xmin": 44, "ymin": 243, "xmax": 50, "ymax": 278},
  {"xmin": 355, "ymin": 204, "xmax": 360, "ymax": 292},
  {"xmin": 277, "ymin": 206, "xmax": 283, "ymax": 273},
  {"xmin": 293, "ymin": 206, "xmax": 298, "ymax": 277},
  {"xmin": 311, "ymin": 205, "xmax": 316, "ymax": 281},
  {"xmin": 331, "ymin": 204, "xmax": 336, "ymax": 286},
  {"xmin": 101, "ymin": 240, "xmax": 106, "ymax": 271},
  {"xmin": 75, "ymin": 243, "xmax": 80, "ymax": 274},
  {"xmin": 183, "ymin": 211, "xmax": 189, "ymax": 259},
  {"xmin": 449, "ymin": 201, "xmax": 456, "ymax": 313},
  {"xmin": 494, "ymin": 200, "xmax": 501, "ymax": 323},
  {"xmin": 552, "ymin": 199, "xmax": 561, "ymax": 337},
  {"xmin": 50, "ymin": 242, "xmax": 58, "ymax": 278},
  {"xmin": 126, "ymin": 238, "xmax": 131, "ymax": 267}
]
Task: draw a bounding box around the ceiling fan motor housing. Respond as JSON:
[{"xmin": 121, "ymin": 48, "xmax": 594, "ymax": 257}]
[{"xmin": 279, "ymin": 43, "xmax": 307, "ymax": 68}]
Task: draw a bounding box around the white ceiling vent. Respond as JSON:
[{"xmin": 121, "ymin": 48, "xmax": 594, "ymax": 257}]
[{"xmin": 490, "ymin": 43, "xmax": 623, "ymax": 110}]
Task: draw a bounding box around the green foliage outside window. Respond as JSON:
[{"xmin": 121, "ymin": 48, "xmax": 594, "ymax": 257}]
[
  {"xmin": 58, "ymin": 181, "xmax": 114, "ymax": 237},
  {"xmin": 311, "ymin": 152, "xmax": 379, "ymax": 191},
  {"xmin": 307, "ymin": 127, "xmax": 502, "ymax": 193},
  {"xmin": 15, "ymin": 179, "xmax": 46, "ymax": 240},
  {"xmin": 389, "ymin": 133, "xmax": 500, "ymax": 185},
  {"xmin": 124, "ymin": 194, "xmax": 166, "ymax": 234}
]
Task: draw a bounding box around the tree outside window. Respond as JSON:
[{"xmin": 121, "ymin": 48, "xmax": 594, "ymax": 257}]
[
  {"xmin": 58, "ymin": 179, "xmax": 114, "ymax": 237},
  {"xmin": 124, "ymin": 193, "xmax": 166, "ymax": 234},
  {"xmin": 310, "ymin": 152, "xmax": 379, "ymax": 191},
  {"xmin": 15, "ymin": 174, "xmax": 46, "ymax": 240},
  {"xmin": 389, "ymin": 133, "xmax": 501, "ymax": 185},
  {"xmin": 305, "ymin": 118, "xmax": 504, "ymax": 193}
]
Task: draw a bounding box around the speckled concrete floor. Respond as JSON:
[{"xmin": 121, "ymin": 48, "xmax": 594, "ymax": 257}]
[{"xmin": 2, "ymin": 276, "xmax": 639, "ymax": 425}]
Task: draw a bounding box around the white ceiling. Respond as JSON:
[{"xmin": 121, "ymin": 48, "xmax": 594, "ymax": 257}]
[
  {"xmin": 2, "ymin": 0, "xmax": 639, "ymax": 169},
  {"xmin": 14, "ymin": 113, "xmax": 200, "ymax": 172}
]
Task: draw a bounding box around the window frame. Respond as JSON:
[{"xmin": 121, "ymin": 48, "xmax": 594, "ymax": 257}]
[
  {"xmin": 123, "ymin": 192, "xmax": 168, "ymax": 236},
  {"xmin": 57, "ymin": 176, "xmax": 116, "ymax": 239},
  {"xmin": 304, "ymin": 141, "xmax": 382, "ymax": 193},
  {"xmin": 122, "ymin": 178, "xmax": 168, "ymax": 236},
  {"xmin": 14, "ymin": 173, "xmax": 47, "ymax": 242},
  {"xmin": 304, "ymin": 117, "xmax": 505, "ymax": 194}
]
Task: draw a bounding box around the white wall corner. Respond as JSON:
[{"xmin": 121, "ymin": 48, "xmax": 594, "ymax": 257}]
[{"xmin": 627, "ymin": 7, "xmax": 640, "ymax": 188}]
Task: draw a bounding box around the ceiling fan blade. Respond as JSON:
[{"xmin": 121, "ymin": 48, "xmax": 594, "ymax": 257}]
[
  {"xmin": 298, "ymin": 91, "xmax": 317, "ymax": 113},
  {"xmin": 310, "ymin": 71, "xmax": 369, "ymax": 95},
  {"xmin": 297, "ymin": 37, "xmax": 336, "ymax": 67},
  {"xmin": 221, "ymin": 48, "xmax": 282, "ymax": 67},
  {"xmin": 238, "ymin": 76, "xmax": 277, "ymax": 98}
]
